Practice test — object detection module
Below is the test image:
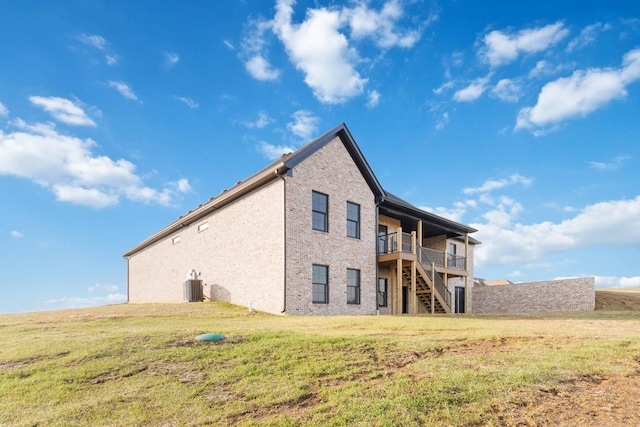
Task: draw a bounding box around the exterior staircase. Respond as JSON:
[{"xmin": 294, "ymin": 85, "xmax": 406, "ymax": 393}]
[{"xmin": 400, "ymin": 243, "xmax": 452, "ymax": 313}]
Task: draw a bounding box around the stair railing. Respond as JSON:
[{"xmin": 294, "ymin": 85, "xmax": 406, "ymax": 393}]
[{"xmin": 416, "ymin": 243, "xmax": 452, "ymax": 309}]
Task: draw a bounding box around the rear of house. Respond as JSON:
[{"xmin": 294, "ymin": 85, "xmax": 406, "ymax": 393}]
[{"xmin": 124, "ymin": 124, "xmax": 479, "ymax": 315}]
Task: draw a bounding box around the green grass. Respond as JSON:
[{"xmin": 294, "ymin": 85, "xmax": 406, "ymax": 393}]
[{"xmin": 1, "ymin": 303, "xmax": 639, "ymax": 426}]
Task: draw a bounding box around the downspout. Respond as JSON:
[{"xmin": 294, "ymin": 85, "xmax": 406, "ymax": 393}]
[
  {"xmin": 375, "ymin": 202, "xmax": 380, "ymax": 315},
  {"xmin": 275, "ymin": 169, "xmax": 287, "ymax": 314}
]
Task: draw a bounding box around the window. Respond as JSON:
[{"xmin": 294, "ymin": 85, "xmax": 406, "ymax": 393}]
[
  {"xmin": 346, "ymin": 202, "xmax": 360, "ymax": 238},
  {"xmin": 378, "ymin": 278, "xmax": 388, "ymax": 307},
  {"xmin": 312, "ymin": 191, "xmax": 328, "ymax": 232},
  {"xmin": 172, "ymin": 236, "xmax": 181, "ymax": 244},
  {"xmin": 198, "ymin": 222, "xmax": 209, "ymax": 232},
  {"xmin": 347, "ymin": 268, "xmax": 360, "ymax": 305},
  {"xmin": 312, "ymin": 264, "xmax": 328, "ymax": 304},
  {"xmin": 448, "ymin": 242, "xmax": 457, "ymax": 268}
]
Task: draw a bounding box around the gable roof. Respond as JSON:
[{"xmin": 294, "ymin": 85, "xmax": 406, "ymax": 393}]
[
  {"xmin": 123, "ymin": 123, "xmax": 478, "ymax": 257},
  {"xmin": 123, "ymin": 123, "xmax": 383, "ymax": 257}
]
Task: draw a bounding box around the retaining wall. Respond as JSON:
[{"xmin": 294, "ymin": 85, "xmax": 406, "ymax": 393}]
[{"xmin": 472, "ymin": 277, "xmax": 595, "ymax": 313}]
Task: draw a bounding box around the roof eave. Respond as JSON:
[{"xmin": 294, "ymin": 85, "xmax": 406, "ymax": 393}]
[{"xmin": 122, "ymin": 161, "xmax": 288, "ymax": 257}]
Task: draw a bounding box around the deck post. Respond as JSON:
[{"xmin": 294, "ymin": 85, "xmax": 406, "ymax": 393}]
[
  {"xmin": 411, "ymin": 260, "xmax": 417, "ymax": 314},
  {"xmin": 396, "ymin": 258, "xmax": 403, "ymax": 314},
  {"xmin": 465, "ymin": 235, "xmax": 469, "ymax": 313},
  {"xmin": 431, "ymin": 262, "xmax": 435, "ymax": 314}
]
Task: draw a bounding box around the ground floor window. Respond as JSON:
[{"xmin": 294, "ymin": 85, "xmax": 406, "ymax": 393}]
[
  {"xmin": 347, "ymin": 268, "xmax": 360, "ymax": 304},
  {"xmin": 312, "ymin": 264, "xmax": 328, "ymax": 304},
  {"xmin": 378, "ymin": 278, "xmax": 388, "ymax": 307}
]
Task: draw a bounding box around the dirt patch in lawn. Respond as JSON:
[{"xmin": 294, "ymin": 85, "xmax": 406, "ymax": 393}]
[{"xmin": 494, "ymin": 373, "xmax": 640, "ymax": 426}]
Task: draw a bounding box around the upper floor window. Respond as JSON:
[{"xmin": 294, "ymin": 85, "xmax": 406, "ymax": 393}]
[
  {"xmin": 312, "ymin": 264, "xmax": 329, "ymax": 304},
  {"xmin": 198, "ymin": 222, "xmax": 209, "ymax": 232},
  {"xmin": 347, "ymin": 268, "xmax": 360, "ymax": 305},
  {"xmin": 312, "ymin": 191, "xmax": 328, "ymax": 232},
  {"xmin": 346, "ymin": 201, "xmax": 360, "ymax": 238}
]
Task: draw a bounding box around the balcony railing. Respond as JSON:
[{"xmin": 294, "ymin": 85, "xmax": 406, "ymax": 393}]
[{"xmin": 378, "ymin": 233, "xmax": 466, "ymax": 271}]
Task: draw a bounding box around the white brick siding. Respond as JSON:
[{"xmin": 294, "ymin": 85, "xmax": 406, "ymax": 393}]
[{"xmin": 127, "ymin": 179, "xmax": 286, "ymax": 314}]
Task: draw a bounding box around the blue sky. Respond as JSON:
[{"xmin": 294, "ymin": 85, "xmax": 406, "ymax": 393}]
[{"xmin": 1, "ymin": 1, "xmax": 639, "ymax": 313}]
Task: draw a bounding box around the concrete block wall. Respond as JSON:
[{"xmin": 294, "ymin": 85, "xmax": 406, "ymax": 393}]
[
  {"xmin": 127, "ymin": 179, "xmax": 286, "ymax": 314},
  {"xmin": 472, "ymin": 277, "xmax": 595, "ymax": 313},
  {"xmin": 285, "ymin": 136, "xmax": 378, "ymax": 315}
]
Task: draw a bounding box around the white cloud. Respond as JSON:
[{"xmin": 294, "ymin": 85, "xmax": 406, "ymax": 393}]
[
  {"xmin": 594, "ymin": 275, "xmax": 640, "ymax": 288},
  {"xmin": 419, "ymin": 201, "xmax": 470, "ymax": 223},
  {"xmin": 245, "ymin": 111, "xmax": 273, "ymax": 129},
  {"xmin": 0, "ymin": 119, "xmax": 189, "ymax": 208},
  {"xmin": 164, "ymin": 51, "xmax": 180, "ymax": 67},
  {"xmin": 107, "ymin": 81, "xmax": 139, "ymax": 101},
  {"xmin": 566, "ymin": 22, "xmax": 611, "ymax": 52},
  {"xmin": 587, "ymin": 155, "xmax": 629, "ymax": 171},
  {"xmin": 223, "ymin": 40, "xmax": 235, "ymax": 50},
  {"xmin": 491, "ymin": 78, "xmax": 522, "ymax": 102},
  {"xmin": 516, "ymin": 48, "xmax": 640, "ymax": 132},
  {"xmin": 78, "ymin": 33, "xmax": 107, "ymax": 50},
  {"xmin": 257, "ymin": 110, "xmax": 319, "ymax": 159},
  {"xmin": 344, "ymin": 0, "xmax": 421, "ymax": 48},
  {"xmin": 528, "ymin": 60, "xmax": 574, "ymax": 79},
  {"xmin": 78, "ymin": 33, "xmax": 118, "ymax": 66},
  {"xmin": 175, "ymin": 96, "xmax": 199, "ymax": 108},
  {"xmin": 10, "ymin": 230, "xmax": 23, "ymax": 238},
  {"xmin": 481, "ymin": 22, "xmax": 569, "ymax": 67},
  {"xmin": 433, "ymin": 80, "xmax": 455, "ymax": 95},
  {"xmin": 287, "ymin": 110, "xmax": 319, "ymax": 140},
  {"xmin": 242, "ymin": 0, "xmax": 423, "ymax": 104},
  {"xmin": 473, "ymin": 195, "xmax": 640, "ymax": 268},
  {"xmin": 258, "ymin": 141, "xmax": 297, "ymax": 160},
  {"xmin": 273, "ymin": 0, "xmax": 367, "ymax": 104},
  {"xmin": 435, "ymin": 111, "xmax": 449, "ymax": 130},
  {"xmin": 366, "ymin": 90, "xmax": 380, "ymax": 108},
  {"xmin": 41, "ymin": 293, "xmax": 127, "ymax": 310},
  {"xmin": 29, "ymin": 96, "xmax": 96, "ymax": 127},
  {"xmin": 463, "ymin": 174, "xmax": 533, "ymax": 195},
  {"xmin": 0, "ymin": 101, "xmax": 8, "ymax": 117},
  {"xmin": 245, "ymin": 55, "xmax": 281, "ymax": 81},
  {"xmin": 453, "ymin": 76, "xmax": 490, "ymax": 102},
  {"xmin": 88, "ymin": 283, "xmax": 119, "ymax": 292},
  {"xmin": 105, "ymin": 54, "xmax": 119, "ymax": 66},
  {"xmin": 241, "ymin": 18, "xmax": 280, "ymax": 81}
]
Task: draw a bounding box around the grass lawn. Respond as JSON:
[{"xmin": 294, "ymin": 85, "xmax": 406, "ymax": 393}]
[{"xmin": 1, "ymin": 298, "xmax": 640, "ymax": 426}]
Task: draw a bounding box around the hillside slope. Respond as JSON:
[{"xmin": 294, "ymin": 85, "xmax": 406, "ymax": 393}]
[{"xmin": 595, "ymin": 289, "xmax": 640, "ymax": 311}]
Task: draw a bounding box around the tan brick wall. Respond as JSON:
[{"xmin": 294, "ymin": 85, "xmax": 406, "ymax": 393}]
[
  {"xmin": 446, "ymin": 238, "xmax": 475, "ymax": 313},
  {"xmin": 377, "ymin": 267, "xmax": 392, "ymax": 315},
  {"xmin": 127, "ymin": 179, "xmax": 286, "ymax": 314},
  {"xmin": 472, "ymin": 277, "xmax": 595, "ymax": 313},
  {"xmin": 284, "ymin": 136, "xmax": 377, "ymax": 315}
]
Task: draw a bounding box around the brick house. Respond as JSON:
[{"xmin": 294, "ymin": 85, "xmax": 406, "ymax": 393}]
[{"xmin": 123, "ymin": 123, "xmax": 479, "ymax": 315}]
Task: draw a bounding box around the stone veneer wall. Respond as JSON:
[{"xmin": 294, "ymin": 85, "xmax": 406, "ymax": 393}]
[
  {"xmin": 127, "ymin": 179, "xmax": 286, "ymax": 314},
  {"xmin": 472, "ymin": 277, "xmax": 595, "ymax": 313},
  {"xmin": 284, "ymin": 136, "xmax": 378, "ymax": 315}
]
